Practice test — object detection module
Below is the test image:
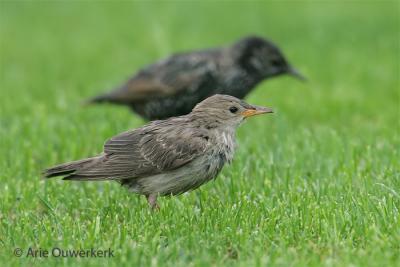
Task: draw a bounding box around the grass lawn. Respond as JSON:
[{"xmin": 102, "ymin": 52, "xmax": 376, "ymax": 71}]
[{"xmin": 0, "ymin": 1, "xmax": 399, "ymax": 266}]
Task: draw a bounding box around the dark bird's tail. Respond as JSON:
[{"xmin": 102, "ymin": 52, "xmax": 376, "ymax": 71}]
[
  {"xmin": 85, "ymin": 93, "xmax": 115, "ymax": 105},
  {"xmin": 85, "ymin": 87, "xmax": 130, "ymax": 106},
  {"xmin": 43, "ymin": 156, "xmax": 102, "ymax": 180}
]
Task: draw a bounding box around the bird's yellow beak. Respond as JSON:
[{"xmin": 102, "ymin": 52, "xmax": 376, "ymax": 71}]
[{"xmin": 241, "ymin": 105, "xmax": 273, "ymax": 118}]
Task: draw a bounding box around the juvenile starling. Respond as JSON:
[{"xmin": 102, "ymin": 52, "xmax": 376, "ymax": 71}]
[
  {"xmin": 44, "ymin": 94, "xmax": 273, "ymax": 209},
  {"xmin": 88, "ymin": 35, "xmax": 303, "ymax": 120}
]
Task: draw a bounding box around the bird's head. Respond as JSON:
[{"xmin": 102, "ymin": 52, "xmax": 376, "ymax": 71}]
[
  {"xmin": 232, "ymin": 35, "xmax": 305, "ymax": 81},
  {"xmin": 191, "ymin": 94, "xmax": 273, "ymax": 129}
]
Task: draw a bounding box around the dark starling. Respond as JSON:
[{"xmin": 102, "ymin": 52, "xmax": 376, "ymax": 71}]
[
  {"xmin": 44, "ymin": 94, "xmax": 273, "ymax": 209},
  {"xmin": 87, "ymin": 35, "xmax": 303, "ymax": 120}
]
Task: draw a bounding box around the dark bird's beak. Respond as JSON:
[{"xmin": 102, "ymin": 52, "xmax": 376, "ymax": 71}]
[
  {"xmin": 287, "ymin": 66, "xmax": 306, "ymax": 81},
  {"xmin": 242, "ymin": 105, "xmax": 273, "ymax": 118}
]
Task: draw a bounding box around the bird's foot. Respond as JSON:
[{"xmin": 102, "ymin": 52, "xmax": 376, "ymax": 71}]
[{"xmin": 146, "ymin": 194, "xmax": 160, "ymax": 210}]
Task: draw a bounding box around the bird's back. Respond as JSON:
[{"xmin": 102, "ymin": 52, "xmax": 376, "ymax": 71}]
[
  {"xmin": 88, "ymin": 43, "xmax": 263, "ymax": 120},
  {"xmin": 129, "ymin": 48, "xmax": 263, "ymax": 120}
]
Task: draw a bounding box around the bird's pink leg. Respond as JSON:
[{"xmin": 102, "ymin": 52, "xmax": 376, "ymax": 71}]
[{"xmin": 146, "ymin": 194, "xmax": 159, "ymax": 210}]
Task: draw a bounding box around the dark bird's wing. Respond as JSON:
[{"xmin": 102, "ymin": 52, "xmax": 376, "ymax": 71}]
[
  {"xmin": 89, "ymin": 51, "xmax": 220, "ymax": 104},
  {"xmin": 63, "ymin": 119, "xmax": 209, "ymax": 180}
]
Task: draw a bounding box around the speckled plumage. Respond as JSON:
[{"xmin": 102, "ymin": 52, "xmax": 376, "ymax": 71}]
[
  {"xmin": 88, "ymin": 36, "xmax": 303, "ymax": 120},
  {"xmin": 44, "ymin": 95, "xmax": 273, "ymax": 208}
]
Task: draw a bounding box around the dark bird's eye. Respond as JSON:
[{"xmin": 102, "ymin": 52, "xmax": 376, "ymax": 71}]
[
  {"xmin": 229, "ymin": 106, "xmax": 238, "ymax": 113},
  {"xmin": 271, "ymin": 59, "xmax": 281, "ymax": 67}
]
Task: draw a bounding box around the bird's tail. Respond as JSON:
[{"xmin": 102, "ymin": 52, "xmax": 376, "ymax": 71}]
[
  {"xmin": 43, "ymin": 156, "xmax": 102, "ymax": 180},
  {"xmin": 85, "ymin": 86, "xmax": 130, "ymax": 106},
  {"xmin": 85, "ymin": 93, "xmax": 115, "ymax": 105}
]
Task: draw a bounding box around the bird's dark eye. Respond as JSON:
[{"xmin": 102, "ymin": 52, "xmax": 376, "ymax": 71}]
[
  {"xmin": 271, "ymin": 59, "xmax": 281, "ymax": 67},
  {"xmin": 229, "ymin": 106, "xmax": 238, "ymax": 113}
]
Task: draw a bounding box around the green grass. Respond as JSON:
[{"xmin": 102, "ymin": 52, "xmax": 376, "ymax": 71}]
[{"xmin": 0, "ymin": 1, "xmax": 399, "ymax": 266}]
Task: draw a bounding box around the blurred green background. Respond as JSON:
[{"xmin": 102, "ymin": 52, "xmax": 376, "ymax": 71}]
[{"xmin": 0, "ymin": 1, "xmax": 399, "ymax": 267}]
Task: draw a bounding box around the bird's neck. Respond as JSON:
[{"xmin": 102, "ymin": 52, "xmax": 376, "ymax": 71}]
[
  {"xmin": 209, "ymin": 126, "xmax": 237, "ymax": 163},
  {"xmin": 188, "ymin": 113, "xmax": 238, "ymax": 162}
]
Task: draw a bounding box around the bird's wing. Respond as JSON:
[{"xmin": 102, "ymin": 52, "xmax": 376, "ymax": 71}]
[
  {"xmin": 136, "ymin": 120, "xmax": 209, "ymax": 170},
  {"xmin": 73, "ymin": 119, "xmax": 209, "ymax": 180},
  {"xmin": 106, "ymin": 52, "xmax": 219, "ymax": 102}
]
